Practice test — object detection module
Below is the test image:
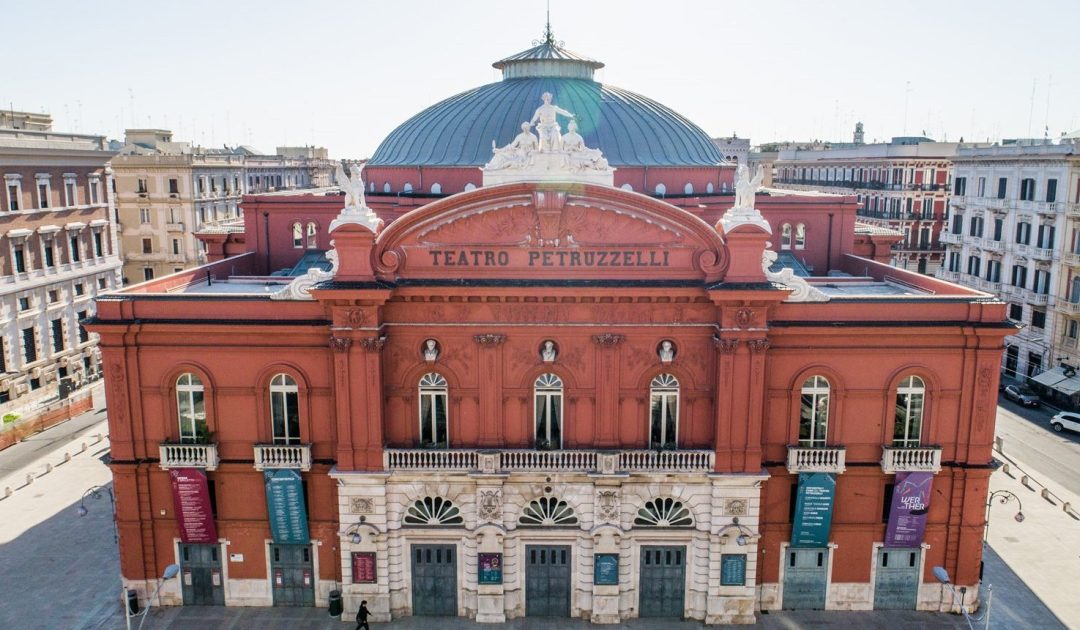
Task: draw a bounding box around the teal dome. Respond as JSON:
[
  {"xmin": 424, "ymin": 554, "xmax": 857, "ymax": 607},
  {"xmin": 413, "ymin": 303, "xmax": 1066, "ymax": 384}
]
[{"xmin": 369, "ymin": 33, "xmax": 725, "ymax": 168}]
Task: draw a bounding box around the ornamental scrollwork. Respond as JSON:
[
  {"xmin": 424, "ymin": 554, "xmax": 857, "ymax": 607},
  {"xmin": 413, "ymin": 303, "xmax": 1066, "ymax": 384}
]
[
  {"xmin": 747, "ymin": 339, "xmax": 770, "ymax": 353},
  {"xmin": 329, "ymin": 337, "xmax": 352, "ymax": 353},
  {"xmin": 474, "ymin": 334, "xmax": 507, "ymax": 346},
  {"xmin": 592, "ymin": 333, "xmax": 624, "ymax": 347},
  {"xmin": 359, "ymin": 336, "xmax": 387, "ymax": 351},
  {"xmin": 713, "ymin": 336, "xmax": 739, "ymax": 354}
]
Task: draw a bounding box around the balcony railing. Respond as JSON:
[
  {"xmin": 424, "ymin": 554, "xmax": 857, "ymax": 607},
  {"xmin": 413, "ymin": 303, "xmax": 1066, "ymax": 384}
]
[
  {"xmin": 1028, "ymin": 291, "xmax": 1051, "ymax": 306},
  {"xmin": 880, "ymin": 445, "xmax": 942, "ymax": 474},
  {"xmin": 159, "ymin": 443, "xmax": 219, "ymax": 471},
  {"xmin": 787, "ymin": 446, "xmax": 846, "ymax": 474},
  {"xmin": 981, "ymin": 239, "xmax": 1003, "ymax": 252},
  {"xmin": 939, "ymin": 233, "xmax": 962, "ymax": 245},
  {"xmin": 1056, "ymin": 300, "xmax": 1080, "ymax": 316},
  {"xmin": 1064, "ymin": 252, "xmax": 1080, "ymax": 267},
  {"xmin": 936, "ymin": 269, "xmax": 960, "ymax": 282},
  {"xmin": 383, "ymin": 448, "xmax": 714, "ymax": 473},
  {"xmin": 165, "ymin": 222, "xmax": 185, "ymax": 232},
  {"xmin": 1030, "ymin": 247, "xmax": 1055, "ymax": 261},
  {"xmin": 253, "ymin": 443, "xmax": 312, "ymax": 471}
]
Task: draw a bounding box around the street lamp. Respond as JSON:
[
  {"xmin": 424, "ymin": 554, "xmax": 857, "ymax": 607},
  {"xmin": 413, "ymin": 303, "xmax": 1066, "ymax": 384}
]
[
  {"xmin": 135, "ymin": 563, "xmax": 181, "ymax": 630},
  {"xmin": 984, "ymin": 489, "xmax": 1024, "ymax": 544},
  {"xmin": 933, "ymin": 565, "xmax": 992, "ymax": 630},
  {"xmin": 77, "ymin": 485, "xmax": 117, "ymax": 545}
]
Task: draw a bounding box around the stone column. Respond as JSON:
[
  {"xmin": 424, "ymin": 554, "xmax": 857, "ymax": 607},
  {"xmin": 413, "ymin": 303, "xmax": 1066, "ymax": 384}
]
[
  {"xmin": 712, "ymin": 337, "xmax": 739, "ymax": 472},
  {"xmin": 592, "ymin": 334, "xmax": 624, "ymax": 447},
  {"xmin": 355, "ymin": 335, "xmax": 386, "ymax": 470},
  {"xmin": 330, "ymin": 335, "xmax": 355, "ymax": 469},
  {"xmin": 474, "ymin": 334, "xmax": 506, "ymax": 447}
]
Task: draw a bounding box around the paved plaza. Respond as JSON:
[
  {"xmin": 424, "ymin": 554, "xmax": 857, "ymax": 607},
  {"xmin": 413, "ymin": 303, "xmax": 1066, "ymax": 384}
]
[{"xmin": 0, "ymin": 406, "xmax": 1069, "ymax": 629}]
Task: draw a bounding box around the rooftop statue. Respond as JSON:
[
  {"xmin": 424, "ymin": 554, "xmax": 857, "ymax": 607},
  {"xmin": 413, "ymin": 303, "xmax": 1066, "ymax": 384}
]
[
  {"xmin": 733, "ymin": 164, "xmax": 764, "ymax": 210},
  {"xmin": 530, "ymin": 91, "xmax": 575, "ymax": 152},
  {"xmin": 336, "ymin": 162, "xmax": 367, "ymax": 210},
  {"xmin": 562, "ymin": 120, "xmax": 609, "ymax": 171},
  {"xmin": 487, "ymin": 122, "xmax": 539, "ymax": 170}
]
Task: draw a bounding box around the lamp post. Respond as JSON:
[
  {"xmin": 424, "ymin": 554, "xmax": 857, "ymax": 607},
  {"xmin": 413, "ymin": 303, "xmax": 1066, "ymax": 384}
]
[
  {"xmin": 933, "ymin": 565, "xmax": 991, "ymax": 630},
  {"xmin": 984, "ymin": 489, "xmax": 1024, "ymax": 544},
  {"xmin": 136, "ymin": 564, "xmax": 181, "ymax": 630}
]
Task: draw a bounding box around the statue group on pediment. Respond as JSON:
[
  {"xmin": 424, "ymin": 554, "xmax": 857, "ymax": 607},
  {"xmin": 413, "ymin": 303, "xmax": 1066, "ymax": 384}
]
[{"xmin": 485, "ymin": 92, "xmax": 610, "ymax": 173}]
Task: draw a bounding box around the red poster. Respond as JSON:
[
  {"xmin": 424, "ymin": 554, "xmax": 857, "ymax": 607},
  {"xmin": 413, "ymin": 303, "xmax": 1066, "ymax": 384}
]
[
  {"xmin": 352, "ymin": 552, "xmax": 376, "ymax": 584},
  {"xmin": 170, "ymin": 468, "xmax": 217, "ymax": 544}
]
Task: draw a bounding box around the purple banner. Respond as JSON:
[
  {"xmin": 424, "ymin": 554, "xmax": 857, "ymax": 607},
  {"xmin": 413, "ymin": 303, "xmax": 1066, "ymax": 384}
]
[
  {"xmin": 170, "ymin": 468, "xmax": 218, "ymax": 544},
  {"xmin": 884, "ymin": 471, "xmax": 933, "ymax": 548}
]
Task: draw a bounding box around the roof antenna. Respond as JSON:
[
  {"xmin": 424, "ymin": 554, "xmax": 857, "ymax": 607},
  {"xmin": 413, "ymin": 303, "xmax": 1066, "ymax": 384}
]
[{"xmin": 545, "ymin": 0, "xmax": 552, "ymax": 43}]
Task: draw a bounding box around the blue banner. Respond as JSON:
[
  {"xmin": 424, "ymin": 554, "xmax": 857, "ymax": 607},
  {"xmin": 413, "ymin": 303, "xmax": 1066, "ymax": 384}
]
[
  {"xmin": 791, "ymin": 472, "xmax": 836, "ymax": 547},
  {"xmin": 264, "ymin": 469, "xmax": 310, "ymax": 544}
]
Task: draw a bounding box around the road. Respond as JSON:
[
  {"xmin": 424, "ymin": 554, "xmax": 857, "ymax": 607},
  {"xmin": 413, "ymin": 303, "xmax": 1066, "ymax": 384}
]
[
  {"xmin": 994, "ymin": 393, "xmax": 1080, "ymax": 494},
  {"xmin": 0, "ymin": 390, "xmax": 108, "ymax": 481}
]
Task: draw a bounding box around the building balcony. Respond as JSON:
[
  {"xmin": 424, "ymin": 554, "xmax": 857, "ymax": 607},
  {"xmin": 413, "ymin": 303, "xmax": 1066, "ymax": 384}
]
[
  {"xmin": 383, "ymin": 448, "xmax": 715, "ymax": 474},
  {"xmin": 165, "ymin": 222, "xmax": 185, "ymax": 232},
  {"xmin": 1030, "ymin": 247, "xmax": 1056, "ymax": 262},
  {"xmin": 880, "ymin": 445, "xmax": 942, "ymax": 474},
  {"xmin": 1063, "ymin": 252, "xmax": 1080, "ymax": 268},
  {"xmin": 976, "ymin": 278, "xmax": 1002, "ymax": 293},
  {"xmin": 939, "ymin": 232, "xmax": 962, "ymax": 245},
  {"xmin": 159, "ymin": 443, "xmax": 219, "ymax": 471},
  {"xmin": 1066, "ymin": 203, "xmax": 1080, "ymax": 218},
  {"xmin": 786, "ymin": 446, "xmax": 846, "ymax": 474},
  {"xmin": 981, "ymin": 239, "xmax": 1003, "ymax": 253},
  {"xmin": 253, "ymin": 443, "xmax": 312, "ymax": 471},
  {"xmin": 1017, "ymin": 199, "xmax": 1061, "ymax": 215},
  {"xmin": 1027, "ymin": 291, "xmax": 1051, "ymax": 306},
  {"xmin": 936, "ymin": 269, "xmax": 960, "ymax": 282},
  {"xmin": 999, "ymin": 284, "xmax": 1025, "ymax": 299},
  {"xmin": 1056, "ymin": 300, "xmax": 1080, "ymax": 316}
]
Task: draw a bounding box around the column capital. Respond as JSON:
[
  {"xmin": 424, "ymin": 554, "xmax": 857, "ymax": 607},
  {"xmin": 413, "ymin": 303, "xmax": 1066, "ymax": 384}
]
[{"xmin": 592, "ymin": 333, "xmax": 624, "ymax": 347}]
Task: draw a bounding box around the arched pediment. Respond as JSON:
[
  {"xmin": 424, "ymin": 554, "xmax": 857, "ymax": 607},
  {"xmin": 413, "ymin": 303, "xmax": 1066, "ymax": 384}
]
[{"xmin": 373, "ymin": 182, "xmax": 728, "ymax": 282}]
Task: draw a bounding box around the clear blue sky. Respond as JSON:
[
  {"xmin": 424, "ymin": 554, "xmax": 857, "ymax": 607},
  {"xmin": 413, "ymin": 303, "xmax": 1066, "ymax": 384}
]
[{"xmin": 5, "ymin": 0, "xmax": 1079, "ymax": 158}]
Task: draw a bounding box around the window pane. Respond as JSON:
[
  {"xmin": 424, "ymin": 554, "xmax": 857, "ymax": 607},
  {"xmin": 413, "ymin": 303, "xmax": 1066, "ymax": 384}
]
[
  {"xmin": 814, "ymin": 394, "xmax": 829, "ymax": 445},
  {"xmin": 271, "ymin": 391, "xmax": 286, "ymax": 441},
  {"xmin": 663, "ymin": 394, "xmax": 677, "ymax": 447},
  {"xmin": 285, "ymin": 391, "xmax": 299, "ymax": 443},
  {"xmin": 799, "ymin": 393, "xmax": 814, "ymax": 442},
  {"xmin": 434, "ymin": 393, "xmax": 447, "ymax": 446},
  {"xmin": 549, "ymin": 394, "xmax": 561, "ymax": 445},
  {"xmin": 420, "ymin": 394, "xmax": 433, "ymax": 444},
  {"xmin": 651, "ymin": 396, "xmax": 664, "ymax": 446},
  {"xmin": 908, "ymin": 393, "xmax": 924, "ymax": 443},
  {"xmin": 178, "ymin": 392, "xmax": 193, "ymax": 438},
  {"xmin": 894, "ymin": 393, "xmax": 910, "ymax": 444},
  {"xmin": 535, "ymin": 395, "xmax": 546, "ymax": 443}
]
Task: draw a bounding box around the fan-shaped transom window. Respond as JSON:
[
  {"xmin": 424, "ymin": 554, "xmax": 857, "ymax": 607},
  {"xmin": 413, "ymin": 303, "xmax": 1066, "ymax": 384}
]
[
  {"xmin": 634, "ymin": 498, "xmax": 693, "ymax": 527},
  {"xmin": 799, "ymin": 375, "xmax": 830, "ymax": 447},
  {"xmin": 893, "ymin": 375, "xmax": 925, "ymax": 447},
  {"xmin": 534, "ymin": 373, "xmax": 563, "ymax": 449},
  {"xmin": 270, "ymin": 373, "xmax": 300, "ymax": 444},
  {"xmin": 519, "ymin": 496, "xmax": 578, "ymax": 526},
  {"xmin": 650, "ymin": 373, "xmax": 679, "ymax": 449},
  {"xmin": 176, "ymin": 373, "xmax": 206, "ymax": 443},
  {"xmin": 404, "ymin": 496, "xmax": 463, "ymax": 526},
  {"xmin": 418, "ymin": 373, "xmax": 448, "ymax": 448}
]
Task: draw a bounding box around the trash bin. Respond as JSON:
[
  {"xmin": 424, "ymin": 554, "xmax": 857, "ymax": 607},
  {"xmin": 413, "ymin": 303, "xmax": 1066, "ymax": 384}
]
[
  {"xmin": 126, "ymin": 589, "xmax": 140, "ymax": 616},
  {"xmin": 328, "ymin": 589, "xmax": 343, "ymax": 617}
]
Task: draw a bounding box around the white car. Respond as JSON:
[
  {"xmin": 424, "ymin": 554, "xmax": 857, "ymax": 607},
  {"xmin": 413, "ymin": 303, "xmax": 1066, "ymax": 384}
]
[{"xmin": 1050, "ymin": 411, "xmax": 1080, "ymax": 434}]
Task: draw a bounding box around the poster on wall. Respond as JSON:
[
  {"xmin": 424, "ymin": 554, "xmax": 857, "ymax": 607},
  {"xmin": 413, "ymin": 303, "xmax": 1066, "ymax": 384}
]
[
  {"xmin": 884, "ymin": 471, "xmax": 934, "ymax": 547},
  {"xmin": 720, "ymin": 554, "xmax": 747, "ymax": 586},
  {"xmin": 169, "ymin": 468, "xmax": 217, "ymax": 544},
  {"xmin": 791, "ymin": 472, "xmax": 837, "ymax": 547},
  {"xmin": 594, "ymin": 553, "xmax": 618, "ymax": 585},
  {"xmin": 351, "ymin": 552, "xmax": 377, "ymax": 584},
  {"xmin": 264, "ymin": 469, "xmax": 310, "ymax": 544},
  {"xmin": 478, "ymin": 553, "xmax": 503, "ymax": 585}
]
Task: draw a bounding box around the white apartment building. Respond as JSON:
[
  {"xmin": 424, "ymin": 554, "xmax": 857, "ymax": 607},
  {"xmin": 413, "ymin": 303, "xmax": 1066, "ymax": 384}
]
[
  {"xmin": 936, "ymin": 138, "xmax": 1080, "ymax": 381},
  {"xmin": 0, "ymin": 114, "xmax": 121, "ymax": 411}
]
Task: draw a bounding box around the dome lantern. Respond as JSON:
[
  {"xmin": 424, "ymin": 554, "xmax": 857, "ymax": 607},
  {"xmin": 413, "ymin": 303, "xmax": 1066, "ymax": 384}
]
[{"xmin": 492, "ymin": 23, "xmax": 604, "ymax": 80}]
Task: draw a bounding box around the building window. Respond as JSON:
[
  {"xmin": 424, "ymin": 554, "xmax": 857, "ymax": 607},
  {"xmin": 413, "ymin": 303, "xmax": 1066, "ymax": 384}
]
[
  {"xmin": 169, "ymin": 178, "xmax": 179, "ymax": 194},
  {"xmin": 1027, "ymin": 352, "xmax": 1042, "ymax": 377},
  {"xmin": 48, "ymin": 289, "xmax": 59, "ymax": 303},
  {"xmin": 781, "ymin": 223, "xmax": 792, "ymax": 250},
  {"xmin": 1015, "ymin": 222, "xmax": 1031, "ymax": 245},
  {"xmin": 404, "ymin": 497, "xmax": 463, "ymax": 526},
  {"xmin": 893, "ymin": 376, "xmax": 925, "ymax": 447},
  {"xmin": 954, "ymin": 177, "xmax": 967, "ymax": 196},
  {"xmin": 141, "ymin": 238, "xmax": 152, "ymax": 254},
  {"xmin": 77, "ymin": 310, "xmax": 89, "ymax": 343},
  {"xmin": 292, "ymin": 222, "xmax": 303, "ymax": 248},
  {"xmin": 996, "ymin": 177, "xmax": 1007, "ymax": 199},
  {"xmin": 13, "ymin": 246, "xmax": 26, "ymax": 273},
  {"xmin": 5, "ymin": 176, "xmax": 22, "ymax": 211},
  {"xmin": 22, "ymin": 326, "xmax": 37, "ymax": 363},
  {"xmin": 18, "ymin": 296, "xmax": 30, "ymax": 311},
  {"xmin": 36, "ymin": 176, "xmax": 50, "ymax": 209},
  {"xmin": 1011, "ymin": 265, "xmax": 1027, "ymax": 288},
  {"xmin": 795, "ymin": 223, "xmax": 806, "ymax": 250},
  {"xmin": 1020, "ymin": 178, "xmax": 1036, "ymax": 201},
  {"xmin": 977, "ymin": 177, "xmax": 986, "ymax": 197},
  {"xmin": 1031, "ymin": 309, "xmax": 1046, "ymax": 329},
  {"xmin": 649, "ymin": 373, "xmax": 679, "ymax": 449},
  {"xmin": 69, "ymin": 235, "xmax": 81, "ymax": 262},
  {"xmin": 306, "ymin": 222, "xmax": 317, "ymax": 249},
  {"xmin": 1033, "ymin": 269, "xmax": 1051, "ymax": 295},
  {"xmin": 176, "ymin": 373, "xmax": 206, "ymax": 443},
  {"xmin": 519, "ymin": 497, "xmax": 578, "ymax": 526},
  {"xmin": 140, "ymin": 208, "xmax": 151, "ymax": 224},
  {"xmin": 383, "ymin": 182, "xmax": 391, "ymax": 193},
  {"xmin": 269, "ymin": 373, "xmax": 300, "ymax": 445},
  {"xmin": 430, "ymin": 182, "xmax": 442, "ymax": 194},
  {"xmin": 634, "ymin": 498, "xmax": 694, "ymax": 527},
  {"xmin": 1037, "ymin": 224, "xmax": 1055, "ymax": 249},
  {"xmin": 1047, "ymin": 179, "xmax": 1058, "ymax": 203},
  {"xmin": 683, "ymin": 182, "xmax": 694, "ymax": 195},
  {"xmin": 172, "ymin": 239, "xmax": 180, "ymax": 255},
  {"xmin": 74, "ymin": 283, "xmax": 84, "ymax": 296},
  {"xmin": 654, "ymin": 183, "xmax": 666, "ymax": 196},
  {"xmin": 93, "ymin": 232, "xmax": 103, "ymax": 257},
  {"xmin": 88, "ymin": 176, "xmax": 100, "ymax": 205},
  {"xmin": 50, "ymin": 318, "xmax": 64, "ymax": 352},
  {"xmin": 534, "ymin": 373, "xmax": 563, "ymax": 449},
  {"xmin": 63, "ymin": 177, "xmax": 77, "ymax": 207},
  {"xmin": 418, "ymin": 373, "xmax": 448, "ymax": 448},
  {"xmin": 143, "ymin": 267, "xmax": 154, "ymax": 282},
  {"xmin": 799, "ymin": 375, "xmax": 830, "ymax": 447},
  {"xmin": 137, "ymin": 179, "xmax": 147, "ymax": 194}
]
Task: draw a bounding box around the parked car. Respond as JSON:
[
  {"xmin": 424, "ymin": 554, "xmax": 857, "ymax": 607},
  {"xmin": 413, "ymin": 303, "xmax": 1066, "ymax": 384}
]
[
  {"xmin": 1050, "ymin": 411, "xmax": 1080, "ymax": 433},
  {"xmin": 1003, "ymin": 384, "xmax": 1040, "ymax": 407}
]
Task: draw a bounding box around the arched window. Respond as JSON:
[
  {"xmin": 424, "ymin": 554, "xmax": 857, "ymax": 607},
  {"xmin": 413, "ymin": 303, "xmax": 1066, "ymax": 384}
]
[
  {"xmin": 403, "ymin": 182, "xmax": 413, "ymax": 193},
  {"xmin": 430, "ymin": 182, "xmax": 442, "ymax": 194},
  {"xmin": 270, "ymin": 373, "xmax": 300, "ymax": 444},
  {"xmin": 893, "ymin": 376, "xmax": 925, "ymax": 447},
  {"xmin": 683, "ymin": 182, "xmax": 694, "ymax": 195},
  {"xmin": 382, "ymin": 182, "xmax": 391, "ymax": 193},
  {"xmin": 795, "ymin": 223, "xmax": 806, "ymax": 250},
  {"xmin": 706, "ymin": 182, "xmax": 714, "ymax": 194},
  {"xmin": 534, "ymin": 373, "xmax": 563, "ymax": 449},
  {"xmin": 655, "ymin": 183, "xmax": 667, "ymax": 196},
  {"xmin": 621, "ymin": 183, "xmax": 633, "ymax": 192},
  {"xmin": 291, "ymin": 222, "xmax": 303, "ymax": 248},
  {"xmin": 799, "ymin": 376, "xmax": 830, "ymax": 447},
  {"xmin": 418, "ymin": 373, "xmax": 448, "ymax": 448},
  {"xmin": 519, "ymin": 496, "xmax": 577, "ymax": 526},
  {"xmin": 464, "ymin": 183, "xmax": 476, "ymax": 191},
  {"xmin": 634, "ymin": 498, "xmax": 693, "ymax": 527},
  {"xmin": 369, "ymin": 181, "xmax": 375, "ymax": 193},
  {"xmin": 176, "ymin": 373, "xmax": 206, "ymax": 443},
  {"xmin": 649, "ymin": 374, "xmax": 679, "ymax": 449},
  {"xmin": 305, "ymin": 222, "xmax": 317, "ymax": 249},
  {"xmin": 781, "ymin": 223, "xmax": 793, "ymax": 250},
  {"xmin": 404, "ymin": 497, "xmax": 463, "ymax": 526}
]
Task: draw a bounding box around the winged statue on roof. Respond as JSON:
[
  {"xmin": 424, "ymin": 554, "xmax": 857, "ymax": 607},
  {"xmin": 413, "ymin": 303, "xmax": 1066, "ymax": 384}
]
[{"xmin": 335, "ymin": 162, "xmax": 367, "ymax": 209}]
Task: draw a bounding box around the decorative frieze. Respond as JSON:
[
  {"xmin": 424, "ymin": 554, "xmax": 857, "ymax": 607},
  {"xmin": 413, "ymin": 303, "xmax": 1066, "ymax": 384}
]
[
  {"xmin": 474, "ymin": 334, "xmax": 507, "ymax": 346},
  {"xmin": 592, "ymin": 333, "xmax": 624, "ymax": 347}
]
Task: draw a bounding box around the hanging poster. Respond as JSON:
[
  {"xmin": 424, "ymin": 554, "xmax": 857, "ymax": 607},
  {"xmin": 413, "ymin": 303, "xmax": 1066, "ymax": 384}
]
[
  {"xmin": 170, "ymin": 468, "xmax": 217, "ymax": 544},
  {"xmin": 478, "ymin": 553, "xmax": 502, "ymax": 584},
  {"xmin": 720, "ymin": 554, "xmax": 747, "ymax": 586},
  {"xmin": 791, "ymin": 472, "xmax": 837, "ymax": 547},
  {"xmin": 884, "ymin": 471, "xmax": 934, "ymax": 547},
  {"xmin": 594, "ymin": 553, "xmax": 618, "ymax": 585},
  {"xmin": 264, "ymin": 469, "xmax": 310, "ymax": 544},
  {"xmin": 351, "ymin": 552, "xmax": 377, "ymax": 583}
]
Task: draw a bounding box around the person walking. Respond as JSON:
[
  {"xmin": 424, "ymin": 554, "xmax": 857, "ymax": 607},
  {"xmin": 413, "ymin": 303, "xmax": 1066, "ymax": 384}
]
[{"xmin": 355, "ymin": 600, "xmax": 371, "ymax": 630}]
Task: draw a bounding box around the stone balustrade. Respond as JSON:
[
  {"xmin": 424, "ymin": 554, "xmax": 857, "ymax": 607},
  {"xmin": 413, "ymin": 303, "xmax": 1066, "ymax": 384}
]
[
  {"xmin": 159, "ymin": 443, "xmax": 219, "ymax": 471},
  {"xmin": 253, "ymin": 444, "xmax": 312, "ymax": 471},
  {"xmin": 786, "ymin": 446, "xmax": 846, "ymax": 474},
  {"xmin": 383, "ymin": 448, "xmax": 715, "ymax": 473},
  {"xmin": 880, "ymin": 445, "xmax": 942, "ymax": 474}
]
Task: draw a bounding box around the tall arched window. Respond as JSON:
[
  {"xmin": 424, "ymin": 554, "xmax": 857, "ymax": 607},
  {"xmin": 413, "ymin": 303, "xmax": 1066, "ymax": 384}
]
[
  {"xmin": 383, "ymin": 182, "xmax": 391, "ymax": 193},
  {"xmin": 683, "ymin": 182, "xmax": 694, "ymax": 195},
  {"xmin": 419, "ymin": 373, "xmax": 448, "ymax": 448},
  {"xmin": 799, "ymin": 376, "xmax": 830, "ymax": 447},
  {"xmin": 534, "ymin": 373, "xmax": 563, "ymax": 449},
  {"xmin": 893, "ymin": 376, "xmax": 925, "ymax": 447},
  {"xmin": 781, "ymin": 223, "xmax": 793, "ymax": 249},
  {"xmin": 176, "ymin": 373, "xmax": 206, "ymax": 443},
  {"xmin": 795, "ymin": 223, "xmax": 806, "ymax": 250},
  {"xmin": 291, "ymin": 222, "xmax": 303, "ymax": 248},
  {"xmin": 305, "ymin": 222, "xmax": 317, "ymax": 249},
  {"xmin": 649, "ymin": 374, "xmax": 679, "ymax": 449},
  {"xmin": 706, "ymin": 182, "xmax": 714, "ymax": 194},
  {"xmin": 270, "ymin": 374, "xmax": 300, "ymax": 444}
]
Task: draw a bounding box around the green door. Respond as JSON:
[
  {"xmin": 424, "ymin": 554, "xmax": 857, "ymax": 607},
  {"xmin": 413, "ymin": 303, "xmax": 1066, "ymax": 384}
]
[
  {"xmin": 874, "ymin": 548, "xmax": 920, "ymax": 610},
  {"xmin": 783, "ymin": 548, "xmax": 828, "ymax": 610},
  {"xmin": 639, "ymin": 546, "xmax": 686, "ymax": 618},
  {"xmin": 525, "ymin": 545, "xmax": 571, "ymax": 617},
  {"xmin": 179, "ymin": 543, "xmax": 225, "ymax": 606},
  {"xmin": 270, "ymin": 543, "xmax": 315, "ymax": 606},
  {"xmin": 410, "ymin": 545, "xmax": 457, "ymax": 616}
]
